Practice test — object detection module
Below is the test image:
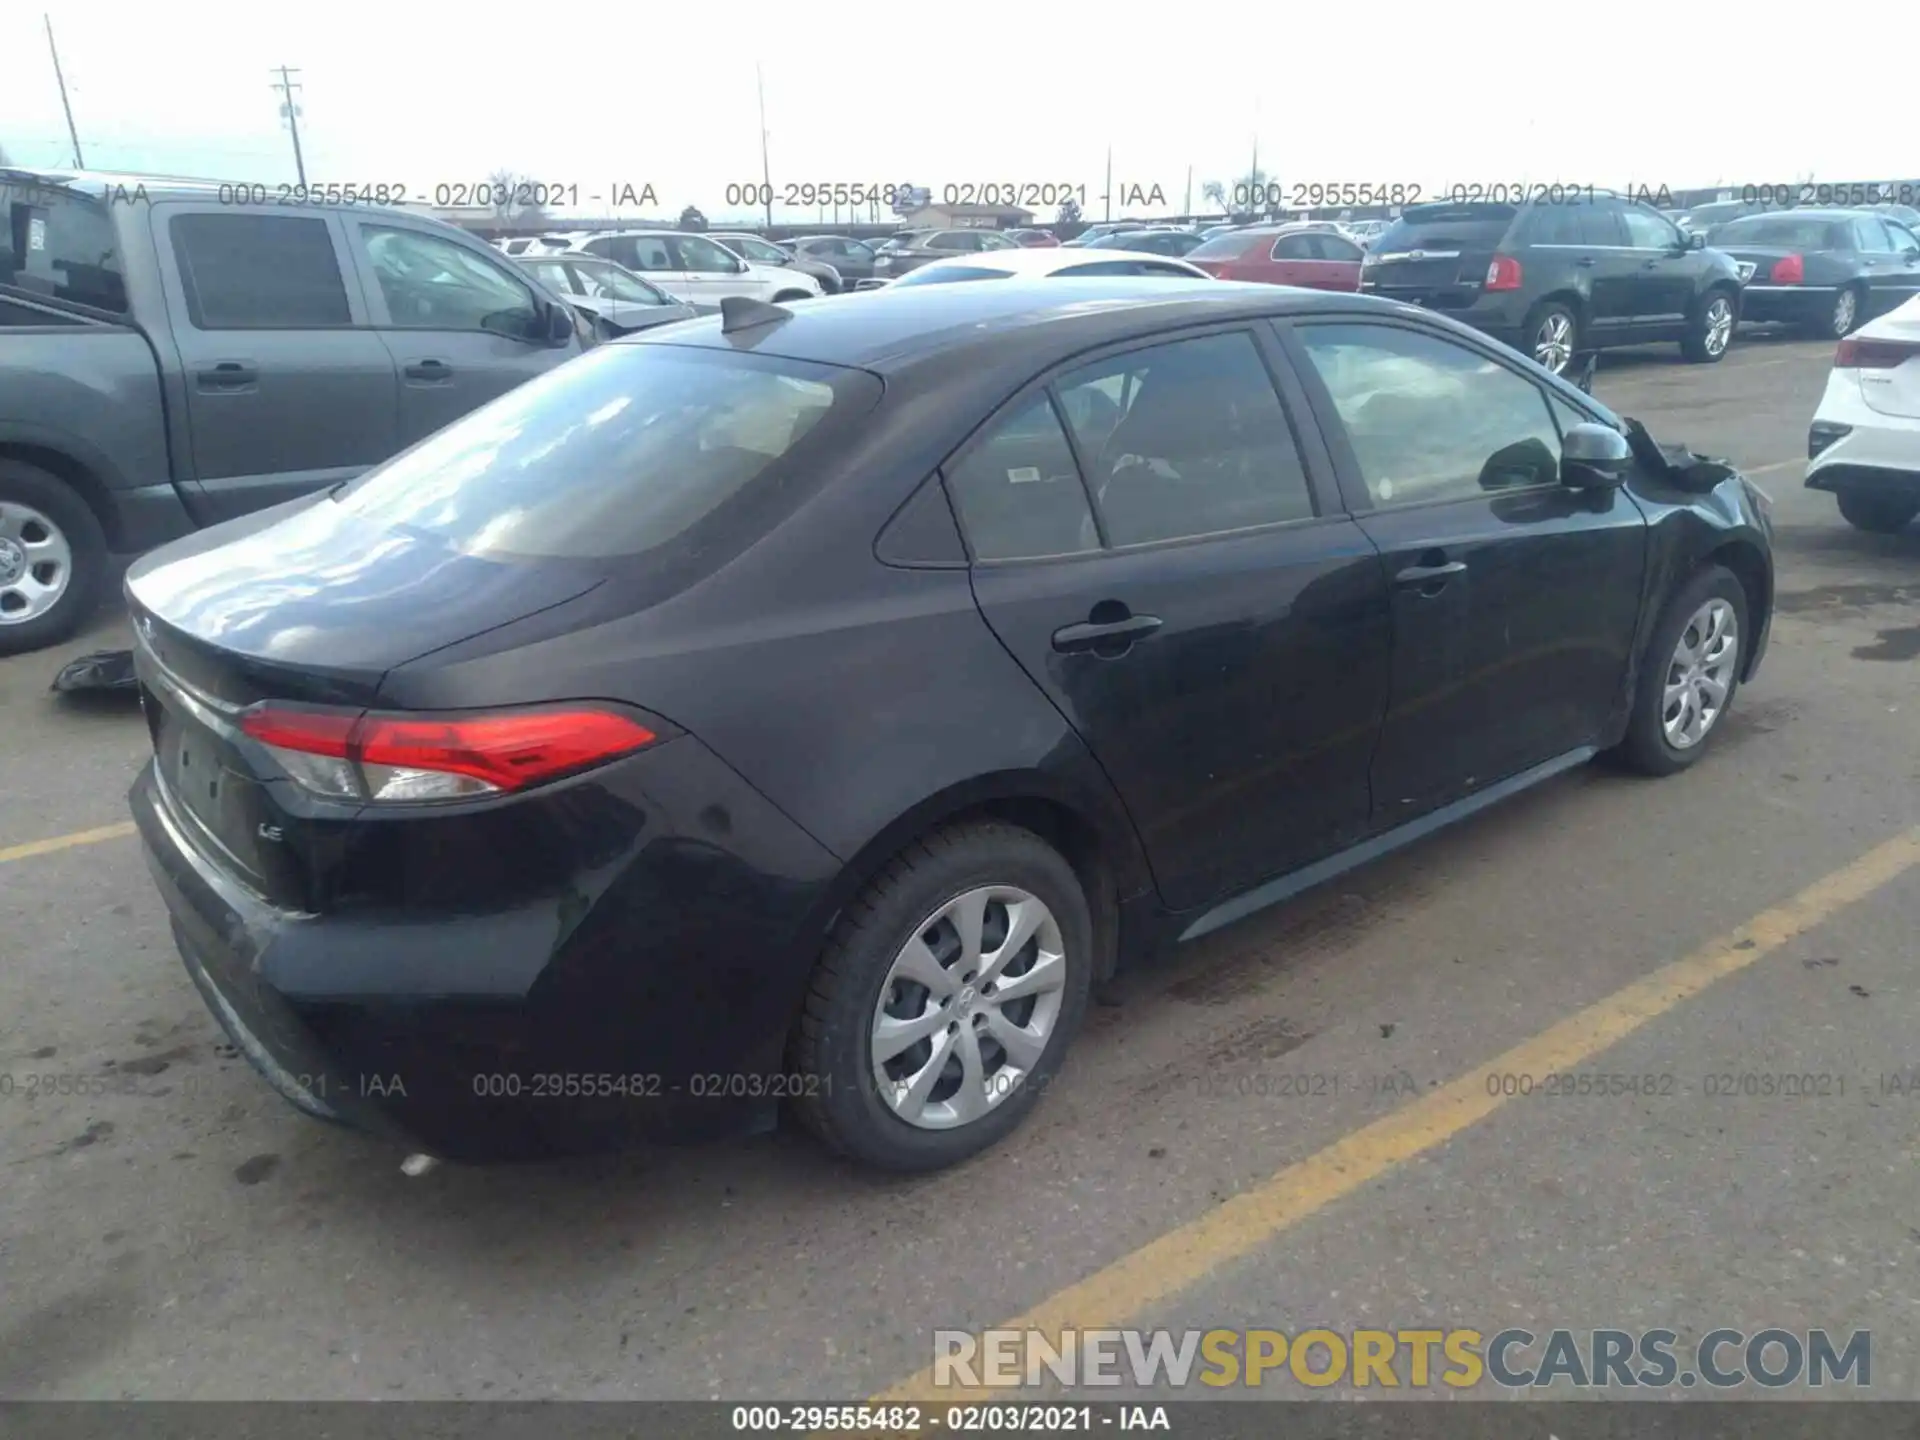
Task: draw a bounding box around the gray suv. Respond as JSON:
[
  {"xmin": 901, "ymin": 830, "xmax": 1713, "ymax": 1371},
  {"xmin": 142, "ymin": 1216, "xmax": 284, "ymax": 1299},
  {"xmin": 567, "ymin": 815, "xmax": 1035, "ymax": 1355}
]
[{"xmin": 0, "ymin": 169, "xmax": 586, "ymax": 654}]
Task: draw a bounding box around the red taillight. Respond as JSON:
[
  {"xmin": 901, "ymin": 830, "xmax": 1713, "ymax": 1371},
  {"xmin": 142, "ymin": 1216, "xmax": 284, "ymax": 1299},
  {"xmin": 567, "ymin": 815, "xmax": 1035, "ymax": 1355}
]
[
  {"xmin": 1835, "ymin": 337, "xmax": 1920, "ymax": 369},
  {"xmin": 240, "ymin": 704, "xmax": 659, "ymax": 803},
  {"xmin": 1484, "ymin": 254, "xmax": 1523, "ymax": 292},
  {"xmin": 1769, "ymin": 254, "xmax": 1804, "ymax": 284}
]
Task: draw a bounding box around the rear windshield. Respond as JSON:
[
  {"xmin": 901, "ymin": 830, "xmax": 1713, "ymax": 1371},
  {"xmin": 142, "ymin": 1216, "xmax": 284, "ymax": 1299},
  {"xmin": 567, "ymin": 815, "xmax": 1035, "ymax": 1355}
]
[
  {"xmin": 333, "ymin": 344, "xmax": 880, "ymax": 561},
  {"xmin": 1712, "ymin": 216, "xmax": 1846, "ymax": 249},
  {"xmin": 1186, "ymin": 232, "xmax": 1262, "ymax": 259},
  {"xmin": 1, "ymin": 180, "xmax": 128, "ymax": 312},
  {"xmin": 892, "ymin": 265, "xmax": 1015, "ymax": 286},
  {"xmin": 1374, "ymin": 204, "xmax": 1516, "ymax": 251}
]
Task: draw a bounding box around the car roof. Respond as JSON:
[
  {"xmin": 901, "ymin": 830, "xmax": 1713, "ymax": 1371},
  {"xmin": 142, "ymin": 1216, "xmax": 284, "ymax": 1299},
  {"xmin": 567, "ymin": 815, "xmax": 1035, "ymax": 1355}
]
[
  {"xmin": 1715, "ymin": 208, "xmax": 1862, "ymax": 224},
  {"xmin": 637, "ymin": 277, "xmax": 1414, "ymax": 376},
  {"xmin": 894, "ymin": 246, "xmax": 1207, "ymax": 277}
]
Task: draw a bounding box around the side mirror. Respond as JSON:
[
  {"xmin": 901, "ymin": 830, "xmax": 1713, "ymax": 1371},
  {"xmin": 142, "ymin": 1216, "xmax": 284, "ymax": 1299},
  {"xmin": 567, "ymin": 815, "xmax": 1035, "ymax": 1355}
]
[
  {"xmin": 545, "ymin": 300, "xmax": 576, "ymax": 345},
  {"xmin": 1561, "ymin": 422, "xmax": 1632, "ymax": 489},
  {"xmin": 1688, "ymin": 231, "xmax": 1707, "ymax": 251}
]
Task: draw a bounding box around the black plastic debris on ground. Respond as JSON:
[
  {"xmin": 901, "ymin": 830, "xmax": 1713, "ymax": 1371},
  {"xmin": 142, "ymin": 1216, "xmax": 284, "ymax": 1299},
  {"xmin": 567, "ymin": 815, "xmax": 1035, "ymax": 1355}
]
[{"xmin": 50, "ymin": 648, "xmax": 139, "ymax": 697}]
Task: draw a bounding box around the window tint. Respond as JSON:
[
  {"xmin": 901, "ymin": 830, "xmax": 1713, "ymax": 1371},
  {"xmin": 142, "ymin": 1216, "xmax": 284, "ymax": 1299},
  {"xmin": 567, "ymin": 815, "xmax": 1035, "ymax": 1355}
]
[
  {"xmin": 1311, "ymin": 234, "xmax": 1363, "ymax": 261},
  {"xmin": 1057, "ymin": 332, "xmax": 1315, "ymax": 546},
  {"xmin": 521, "ymin": 258, "xmax": 580, "ymax": 295},
  {"xmin": 171, "ymin": 214, "xmax": 350, "ymax": 329},
  {"xmin": 570, "ymin": 259, "xmax": 670, "ymax": 304},
  {"xmin": 1272, "ymin": 233, "xmax": 1316, "ymax": 260},
  {"xmin": 1620, "ymin": 206, "xmax": 1680, "ymax": 250},
  {"xmin": 361, "ymin": 225, "xmax": 537, "ymax": 333},
  {"xmin": 978, "ymin": 232, "xmax": 1017, "ymax": 250},
  {"xmin": 595, "ymin": 234, "xmax": 676, "ymax": 271},
  {"xmin": 933, "ymin": 232, "xmax": 979, "ymax": 252},
  {"xmin": 1375, "ymin": 204, "xmax": 1517, "ymax": 252},
  {"xmin": 892, "ymin": 264, "xmax": 1016, "ymax": 286},
  {"xmin": 336, "ymin": 346, "xmax": 870, "ymax": 560},
  {"xmin": 674, "ymin": 235, "xmax": 742, "ymax": 271},
  {"xmin": 1851, "ymin": 217, "xmax": 1895, "ymax": 253},
  {"xmin": 2, "ymin": 182, "xmax": 128, "ymax": 312},
  {"xmin": 1713, "ymin": 216, "xmax": 1846, "ymax": 249},
  {"xmin": 1299, "ymin": 324, "xmax": 1563, "ymax": 507},
  {"xmin": 944, "ymin": 396, "xmax": 1097, "ymax": 561}
]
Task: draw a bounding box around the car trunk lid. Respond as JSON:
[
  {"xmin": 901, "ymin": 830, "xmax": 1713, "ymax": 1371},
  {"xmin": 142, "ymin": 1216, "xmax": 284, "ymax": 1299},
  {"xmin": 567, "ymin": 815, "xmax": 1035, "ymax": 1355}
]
[{"xmin": 1847, "ymin": 310, "xmax": 1920, "ymax": 419}]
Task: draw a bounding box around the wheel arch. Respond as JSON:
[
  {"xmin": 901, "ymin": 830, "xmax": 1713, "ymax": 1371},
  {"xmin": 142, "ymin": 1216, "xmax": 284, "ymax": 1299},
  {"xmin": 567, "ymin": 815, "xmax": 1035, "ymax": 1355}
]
[
  {"xmin": 0, "ymin": 442, "xmax": 123, "ymax": 549},
  {"xmin": 1702, "ymin": 537, "xmax": 1772, "ymax": 680},
  {"xmin": 803, "ymin": 771, "xmax": 1152, "ymax": 991}
]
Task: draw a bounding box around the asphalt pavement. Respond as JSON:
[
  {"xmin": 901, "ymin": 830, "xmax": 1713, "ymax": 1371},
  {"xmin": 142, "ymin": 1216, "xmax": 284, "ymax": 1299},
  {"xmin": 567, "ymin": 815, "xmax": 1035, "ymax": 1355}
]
[{"xmin": 1, "ymin": 328, "xmax": 1915, "ymax": 1405}]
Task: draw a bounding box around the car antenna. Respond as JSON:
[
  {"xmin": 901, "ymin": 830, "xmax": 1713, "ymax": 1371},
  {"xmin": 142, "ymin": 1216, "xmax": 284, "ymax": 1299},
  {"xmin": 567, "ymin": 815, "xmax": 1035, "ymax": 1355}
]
[{"xmin": 720, "ymin": 296, "xmax": 793, "ymax": 334}]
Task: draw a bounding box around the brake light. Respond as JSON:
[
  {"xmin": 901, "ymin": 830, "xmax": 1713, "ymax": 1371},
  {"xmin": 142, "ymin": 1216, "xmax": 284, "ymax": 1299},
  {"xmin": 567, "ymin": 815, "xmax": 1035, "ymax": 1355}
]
[
  {"xmin": 1769, "ymin": 254, "xmax": 1804, "ymax": 284},
  {"xmin": 1835, "ymin": 337, "xmax": 1920, "ymax": 369},
  {"xmin": 240, "ymin": 704, "xmax": 659, "ymax": 803},
  {"xmin": 1484, "ymin": 255, "xmax": 1523, "ymax": 291}
]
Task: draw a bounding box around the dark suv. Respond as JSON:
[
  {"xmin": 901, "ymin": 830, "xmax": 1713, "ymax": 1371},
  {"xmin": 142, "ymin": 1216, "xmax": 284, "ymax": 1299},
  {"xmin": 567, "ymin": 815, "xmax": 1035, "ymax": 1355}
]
[{"xmin": 1361, "ymin": 193, "xmax": 1747, "ymax": 376}]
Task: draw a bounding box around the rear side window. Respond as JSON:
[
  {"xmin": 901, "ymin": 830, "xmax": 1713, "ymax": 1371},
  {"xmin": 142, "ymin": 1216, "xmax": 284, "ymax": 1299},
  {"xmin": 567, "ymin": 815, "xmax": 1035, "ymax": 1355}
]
[
  {"xmin": 1057, "ymin": 332, "xmax": 1316, "ymax": 546},
  {"xmin": 171, "ymin": 214, "xmax": 350, "ymax": 328},
  {"xmin": 945, "ymin": 397, "xmax": 1098, "ymax": 561},
  {"xmin": 334, "ymin": 346, "xmax": 878, "ymax": 561},
  {"xmin": 1272, "ymin": 233, "xmax": 1316, "ymax": 259},
  {"xmin": 1, "ymin": 182, "xmax": 127, "ymax": 312},
  {"xmin": 1715, "ymin": 216, "xmax": 1847, "ymax": 249},
  {"xmin": 1310, "ymin": 234, "xmax": 1362, "ymax": 261}
]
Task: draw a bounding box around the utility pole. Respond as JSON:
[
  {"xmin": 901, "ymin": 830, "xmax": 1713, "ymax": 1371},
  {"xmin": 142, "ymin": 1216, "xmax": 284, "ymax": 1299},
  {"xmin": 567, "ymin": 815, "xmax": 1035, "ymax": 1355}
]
[
  {"xmin": 1184, "ymin": 164, "xmax": 1192, "ymax": 219},
  {"xmin": 270, "ymin": 66, "xmax": 307, "ymax": 187},
  {"xmin": 45, "ymin": 15, "xmax": 84, "ymax": 168},
  {"xmin": 1103, "ymin": 146, "xmax": 1112, "ymax": 222},
  {"xmin": 756, "ymin": 64, "xmax": 774, "ymax": 230}
]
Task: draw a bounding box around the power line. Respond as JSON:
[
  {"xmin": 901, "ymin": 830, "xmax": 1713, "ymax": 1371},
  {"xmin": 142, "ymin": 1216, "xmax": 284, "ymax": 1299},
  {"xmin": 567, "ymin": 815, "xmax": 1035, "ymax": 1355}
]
[{"xmin": 270, "ymin": 65, "xmax": 307, "ymax": 187}]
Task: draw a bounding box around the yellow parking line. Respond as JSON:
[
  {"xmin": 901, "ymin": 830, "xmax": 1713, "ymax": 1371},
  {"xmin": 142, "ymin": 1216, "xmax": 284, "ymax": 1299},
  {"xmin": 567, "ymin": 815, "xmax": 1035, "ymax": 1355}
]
[
  {"xmin": 0, "ymin": 821, "xmax": 137, "ymax": 865},
  {"xmin": 874, "ymin": 825, "xmax": 1920, "ymax": 1405}
]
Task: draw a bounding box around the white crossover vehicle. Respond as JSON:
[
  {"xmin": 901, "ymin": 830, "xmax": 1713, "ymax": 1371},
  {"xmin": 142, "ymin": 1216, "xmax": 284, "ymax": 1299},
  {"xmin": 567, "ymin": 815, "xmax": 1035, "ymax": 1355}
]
[
  {"xmin": 1806, "ymin": 291, "xmax": 1920, "ymax": 533},
  {"xmin": 553, "ymin": 230, "xmax": 821, "ymax": 306}
]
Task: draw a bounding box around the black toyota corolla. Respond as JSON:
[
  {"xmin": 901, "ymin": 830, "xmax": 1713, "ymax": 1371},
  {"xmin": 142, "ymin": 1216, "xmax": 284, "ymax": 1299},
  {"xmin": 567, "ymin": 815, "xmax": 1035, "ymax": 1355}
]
[{"xmin": 128, "ymin": 281, "xmax": 1775, "ymax": 1171}]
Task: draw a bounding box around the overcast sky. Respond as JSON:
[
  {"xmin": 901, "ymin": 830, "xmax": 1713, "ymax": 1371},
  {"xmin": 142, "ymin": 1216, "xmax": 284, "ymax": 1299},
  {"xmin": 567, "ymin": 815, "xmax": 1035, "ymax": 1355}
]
[{"xmin": 4, "ymin": 2, "xmax": 1911, "ymax": 225}]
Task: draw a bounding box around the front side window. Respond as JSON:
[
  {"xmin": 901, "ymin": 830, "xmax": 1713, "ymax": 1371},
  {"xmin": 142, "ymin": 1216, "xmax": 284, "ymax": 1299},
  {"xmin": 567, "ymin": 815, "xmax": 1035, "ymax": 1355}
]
[
  {"xmin": 360, "ymin": 225, "xmax": 537, "ymax": 333},
  {"xmin": 0, "ymin": 181, "xmax": 127, "ymax": 312},
  {"xmin": 172, "ymin": 214, "xmax": 351, "ymax": 329},
  {"xmin": 1056, "ymin": 332, "xmax": 1315, "ymax": 547},
  {"xmin": 1621, "ymin": 206, "xmax": 1681, "ymax": 250},
  {"xmin": 335, "ymin": 346, "xmax": 872, "ymax": 561},
  {"xmin": 944, "ymin": 396, "xmax": 1097, "ymax": 561},
  {"xmin": 569, "ymin": 260, "xmax": 669, "ymax": 304},
  {"xmin": 673, "ymin": 235, "xmax": 742, "ymax": 272},
  {"xmin": 1298, "ymin": 323, "xmax": 1563, "ymax": 507},
  {"xmin": 520, "ymin": 258, "xmax": 582, "ymax": 295}
]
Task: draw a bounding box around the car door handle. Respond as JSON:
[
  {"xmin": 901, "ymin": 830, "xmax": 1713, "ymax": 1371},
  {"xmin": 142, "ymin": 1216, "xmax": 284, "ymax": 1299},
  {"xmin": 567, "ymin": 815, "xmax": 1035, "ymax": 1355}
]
[
  {"xmin": 1576, "ymin": 256, "xmax": 1597, "ymax": 267},
  {"xmin": 196, "ymin": 361, "xmax": 257, "ymax": 389},
  {"xmin": 1395, "ymin": 559, "xmax": 1467, "ymax": 591},
  {"xmin": 1051, "ymin": 612, "xmax": 1163, "ymax": 654},
  {"xmin": 404, "ymin": 359, "xmax": 453, "ymax": 381}
]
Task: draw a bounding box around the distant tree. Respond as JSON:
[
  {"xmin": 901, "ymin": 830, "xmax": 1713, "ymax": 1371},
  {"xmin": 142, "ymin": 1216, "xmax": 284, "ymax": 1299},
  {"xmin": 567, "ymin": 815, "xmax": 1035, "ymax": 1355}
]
[
  {"xmin": 1056, "ymin": 196, "xmax": 1081, "ymax": 226},
  {"xmin": 485, "ymin": 168, "xmax": 549, "ymax": 228},
  {"xmin": 1201, "ymin": 179, "xmax": 1228, "ymax": 213},
  {"xmin": 678, "ymin": 205, "xmax": 707, "ymax": 232}
]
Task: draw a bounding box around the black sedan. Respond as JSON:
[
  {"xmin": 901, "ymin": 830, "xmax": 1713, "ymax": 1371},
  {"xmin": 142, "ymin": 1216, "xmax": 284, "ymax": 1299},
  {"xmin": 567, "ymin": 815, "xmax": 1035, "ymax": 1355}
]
[
  {"xmin": 126, "ymin": 281, "xmax": 1775, "ymax": 1172},
  {"xmin": 1714, "ymin": 209, "xmax": 1920, "ymax": 338}
]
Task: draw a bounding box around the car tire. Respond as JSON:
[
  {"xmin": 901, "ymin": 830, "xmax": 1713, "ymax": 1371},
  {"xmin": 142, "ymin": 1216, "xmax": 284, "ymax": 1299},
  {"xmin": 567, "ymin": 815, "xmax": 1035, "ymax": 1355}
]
[
  {"xmin": 1614, "ymin": 565, "xmax": 1749, "ymax": 778},
  {"xmin": 0, "ymin": 458, "xmax": 109, "ymax": 657},
  {"xmin": 1680, "ymin": 288, "xmax": 1737, "ymax": 363},
  {"xmin": 787, "ymin": 820, "xmax": 1094, "ymax": 1172},
  {"xmin": 1836, "ymin": 491, "xmax": 1919, "ymax": 533},
  {"xmin": 1812, "ymin": 284, "xmax": 1865, "ymax": 340},
  {"xmin": 1521, "ymin": 300, "xmax": 1580, "ymax": 376}
]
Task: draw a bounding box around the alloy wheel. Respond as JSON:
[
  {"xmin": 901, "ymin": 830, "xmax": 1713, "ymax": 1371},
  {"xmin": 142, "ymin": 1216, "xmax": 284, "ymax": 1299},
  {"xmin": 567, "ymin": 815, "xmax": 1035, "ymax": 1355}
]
[
  {"xmin": 0, "ymin": 502, "xmax": 73, "ymax": 625},
  {"xmin": 1703, "ymin": 297, "xmax": 1734, "ymax": 356},
  {"xmin": 1832, "ymin": 288, "xmax": 1857, "ymax": 337},
  {"xmin": 870, "ymin": 885, "xmax": 1068, "ymax": 1130},
  {"xmin": 1662, "ymin": 598, "xmax": 1739, "ymax": 749},
  {"xmin": 1533, "ymin": 313, "xmax": 1574, "ymax": 374}
]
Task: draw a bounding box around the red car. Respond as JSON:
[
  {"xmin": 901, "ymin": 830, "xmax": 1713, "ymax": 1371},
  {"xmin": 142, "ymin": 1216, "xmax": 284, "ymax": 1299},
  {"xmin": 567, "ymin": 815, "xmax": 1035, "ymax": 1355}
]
[
  {"xmin": 1006, "ymin": 228, "xmax": 1061, "ymax": 248},
  {"xmin": 1186, "ymin": 226, "xmax": 1364, "ymax": 291}
]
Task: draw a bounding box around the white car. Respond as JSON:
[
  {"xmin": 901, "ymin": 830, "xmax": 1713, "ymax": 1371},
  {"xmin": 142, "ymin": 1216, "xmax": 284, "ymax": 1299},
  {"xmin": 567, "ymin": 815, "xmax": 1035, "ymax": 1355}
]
[
  {"xmin": 549, "ymin": 229, "xmax": 821, "ymax": 306},
  {"xmin": 879, "ymin": 246, "xmax": 1216, "ymax": 288},
  {"xmin": 1806, "ymin": 290, "xmax": 1920, "ymax": 533}
]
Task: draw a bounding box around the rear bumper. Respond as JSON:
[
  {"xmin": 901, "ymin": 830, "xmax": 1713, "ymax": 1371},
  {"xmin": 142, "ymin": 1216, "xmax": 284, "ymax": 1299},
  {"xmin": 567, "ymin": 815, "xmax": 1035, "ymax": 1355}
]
[
  {"xmin": 131, "ymin": 732, "xmax": 845, "ymax": 1160},
  {"xmin": 1739, "ymin": 284, "xmax": 1838, "ymax": 327},
  {"xmin": 1359, "ymin": 283, "xmax": 1530, "ymax": 352},
  {"xmin": 1805, "ymin": 369, "xmax": 1920, "ymax": 499}
]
